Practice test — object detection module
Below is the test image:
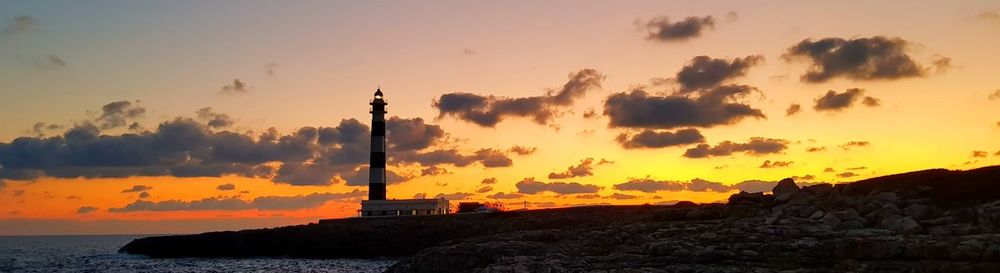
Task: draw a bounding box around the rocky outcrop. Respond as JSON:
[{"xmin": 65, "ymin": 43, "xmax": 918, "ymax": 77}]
[{"xmin": 387, "ymin": 166, "xmax": 1000, "ymax": 273}]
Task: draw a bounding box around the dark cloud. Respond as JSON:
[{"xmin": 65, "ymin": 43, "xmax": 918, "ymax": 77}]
[
  {"xmin": 582, "ymin": 108, "xmax": 598, "ymax": 119},
  {"xmin": 480, "ymin": 177, "xmax": 497, "ymax": 184},
  {"xmin": 813, "ymin": 88, "xmax": 880, "ymax": 111},
  {"xmin": 508, "ymin": 145, "xmax": 537, "ymax": 155},
  {"xmin": 784, "ymin": 36, "xmax": 939, "ymax": 83},
  {"xmin": 97, "ymin": 100, "xmax": 146, "ymax": 130},
  {"xmin": 138, "ymin": 192, "xmax": 149, "ymax": 199},
  {"xmin": 806, "ymin": 146, "xmax": 826, "ymax": 152},
  {"xmin": 515, "ymin": 178, "xmax": 601, "ymax": 195},
  {"xmin": 548, "ymin": 158, "xmax": 601, "ymax": 179},
  {"xmin": 786, "ymin": 104, "xmax": 802, "ymax": 116},
  {"xmin": 108, "ymin": 190, "xmax": 365, "ymax": 212},
  {"xmin": 675, "ymin": 55, "xmax": 764, "ymax": 91},
  {"xmin": 386, "ymin": 117, "xmax": 445, "ymax": 151},
  {"xmin": 615, "ymin": 128, "xmax": 705, "ymax": 149},
  {"xmin": 340, "ymin": 166, "xmax": 414, "ymax": 186},
  {"xmin": 28, "ymin": 122, "xmax": 63, "ymax": 137},
  {"xmin": 420, "ymin": 165, "xmax": 449, "ymax": 176},
  {"xmin": 846, "ymin": 166, "xmax": 867, "ymax": 171},
  {"xmin": 839, "ymin": 141, "xmax": 871, "ymax": 150},
  {"xmin": 462, "ymin": 48, "xmax": 476, "ymax": 56},
  {"xmin": 683, "ymin": 137, "xmax": 789, "ymax": 158},
  {"xmin": 25, "ymin": 55, "xmax": 67, "ymax": 69},
  {"xmin": 433, "ymin": 69, "xmax": 604, "ymax": 127},
  {"xmin": 760, "ymin": 160, "xmax": 793, "ymax": 168},
  {"xmin": 474, "ymin": 149, "xmax": 513, "ymax": 167},
  {"xmin": 613, "ymin": 178, "xmax": 732, "ymax": 193},
  {"xmin": 603, "ymin": 85, "xmax": 765, "ymax": 129},
  {"xmin": 216, "ymin": 183, "xmax": 236, "ymax": 191},
  {"xmin": 642, "ymin": 15, "xmax": 716, "ymax": 42},
  {"xmin": 121, "ymin": 185, "xmax": 152, "ymax": 193},
  {"xmin": 837, "ymin": 172, "xmax": 858, "ymax": 178},
  {"xmin": 824, "ymin": 167, "xmax": 835, "ymax": 173},
  {"xmin": 989, "ymin": 90, "xmax": 1000, "ymax": 101},
  {"xmin": 196, "ymin": 107, "xmax": 235, "ymax": 129},
  {"xmin": 972, "ymin": 151, "xmax": 988, "ymax": 158},
  {"xmin": 476, "ymin": 186, "xmax": 493, "ymax": 193},
  {"xmin": 609, "ymin": 193, "xmax": 638, "ymax": 200},
  {"xmin": 434, "ymin": 192, "xmax": 474, "ymax": 200},
  {"xmin": 2, "ymin": 15, "xmax": 37, "ymax": 35},
  {"xmin": 221, "ymin": 79, "xmax": 247, "ymax": 94},
  {"xmin": 76, "ymin": 206, "xmax": 98, "ymax": 214},
  {"xmin": 487, "ymin": 192, "xmax": 524, "ymax": 199},
  {"xmin": 790, "ymin": 174, "xmax": 816, "ymax": 181}
]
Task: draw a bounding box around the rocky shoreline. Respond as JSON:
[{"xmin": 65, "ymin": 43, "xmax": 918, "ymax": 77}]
[{"xmin": 121, "ymin": 166, "xmax": 1000, "ymax": 272}]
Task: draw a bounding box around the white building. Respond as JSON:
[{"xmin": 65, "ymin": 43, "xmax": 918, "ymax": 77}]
[{"xmin": 360, "ymin": 198, "xmax": 450, "ymax": 217}]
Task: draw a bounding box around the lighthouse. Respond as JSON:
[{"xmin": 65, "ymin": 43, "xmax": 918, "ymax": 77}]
[
  {"xmin": 369, "ymin": 88, "xmax": 387, "ymax": 201},
  {"xmin": 359, "ymin": 88, "xmax": 450, "ymax": 217}
]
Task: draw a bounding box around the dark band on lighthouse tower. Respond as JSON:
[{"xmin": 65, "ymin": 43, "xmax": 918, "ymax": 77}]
[{"xmin": 369, "ymin": 88, "xmax": 388, "ymax": 201}]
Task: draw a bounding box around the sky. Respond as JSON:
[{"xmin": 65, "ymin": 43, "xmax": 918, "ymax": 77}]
[{"xmin": 1, "ymin": 0, "xmax": 999, "ymax": 235}]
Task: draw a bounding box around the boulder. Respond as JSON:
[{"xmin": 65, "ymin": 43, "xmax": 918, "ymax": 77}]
[
  {"xmin": 773, "ymin": 178, "xmax": 800, "ymax": 202},
  {"xmin": 727, "ymin": 191, "xmax": 766, "ymax": 206},
  {"xmin": 976, "ymin": 200, "xmax": 1000, "ymax": 230},
  {"xmin": 879, "ymin": 215, "xmax": 922, "ymax": 235}
]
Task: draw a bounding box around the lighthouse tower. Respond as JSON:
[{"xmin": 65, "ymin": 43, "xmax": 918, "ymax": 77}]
[
  {"xmin": 357, "ymin": 88, "xmax": 450, "ymax": 217},
  {"xmin": 369, "ymin": 88, "xmax": 387, "ymax": 201}
]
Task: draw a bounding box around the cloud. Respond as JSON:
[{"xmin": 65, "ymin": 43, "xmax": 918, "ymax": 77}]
[
  {"xmin": 393, "ymin": 148, "xmax": 512, "ymax": 168},
  {"xmin": 609, "ymin": 193, "xmax": 638, "ymax": 200},
  {"xmin": 138, "ymin": 192, "xmax": 150, "ymax": 199},
  {"xmin": 976, "ymin": 10, "xmax": 999, "ymax": 20},
  {"xmin": 813, "ymin": 88, "xmax": 880, "ymax": 111},
  {"xmin": 196, "ymin": 107, "xmax": 235, "ymax": 129},
  {"xmin": 759, "ymin": 160, "xmax": 793, "ymax": 168},
  {"xmin": 2, "ymin": 15, "xmax": 37, "ymax": 35},
  {"xmin": 487, "ymin": 192, "xmax": 525, "ymax": 199},
  {"xmin": 790, "ymin": 175, "xmax": 816, "ymax": 181},
  {"xmin": 989, "ymin": 90, "xmax": 1000, "ymax": 101},
  {"xmin": 548, "ymin": 158, "xmax": 605, "ymax": 179},
  {"xmin": 603, "ymin": 85, "xmax": 765, "ymax": 129},
  {"xmin": 783, "ymin": 36, "xmax": 941, "ymax": 83},
  {"xmin": 837, "ymin": 172, "xmax": 858, "ymax": 178},
  {"xmin": 683, "ymin": 137, "xmax": 789, "ymax": 158},
  {"xmin": 972, "ymin": 151, "xmax": 988, "ymax": 158},
  {"xmin": 515, "ymin": 178, "xmax": 601, "ymax": 194},
  {"xmin": 508, "ymin": 145, "xmax": 537, "ymax": 155},
  {"xmin": 265, "ymin": 63, "xmax": 278, "ymax": 76},
  {"xmin": 220, "ymin": 79, "xmax": 247, "ymax": 94},
  {"xmin": 806, "ymin": 146, "xmax": 826, "ymax": 152},
  {"xmin": 418, "ymin": 165, "xmax": 448, "ymax": 176},
  {"xmin": 76, "ymin": 206, "xmax": 98, "ymax": 214},
  {"xmin": 97, "ymin": 100, "xmax": 146, "ymax": 130},
  {"xmin": 216, "ymin": 183, "xmax": 236, "ymax": 191},
  {"xmin": 433, "ymin": 69, "xmax": 604, "ymax": 127},
  {"xmin": 121, "ymin": 185, "xmax": 153, "ymax": 193},
  {"xmin": 434, "ymin": 192, "xmax": 474, "ymax": 200},
  {"xmin": 824, "ymin": 167, "xmax": 835, "ymax": 172},
  {"xmin": 24, "ymin": 54, "xmax": 67, "ymax": 69},
  {"xmin": 582, "ymin": 108, "xmax": 598, "ymax": 119},
  {"xmin": 476, "ymin": 186, "xmax": 493, "ymax": 193},
  {"xmin": 481, "ymin": 177, "xmax": 497, "ymax": 184},
  {"xmin": 462, "ymin": 48, "xmax": 476, "ymax": 56},
  {"xmin": 28, "ymin": 122, "xmax": 63, "ymax": 137},
  {"xmin": 615, "ymin": 128, "xmax": 705, "ymax": 149},
  {"xmin": 675, "ymin": 55, "xmax": 764, "ymax": 91},
  {"xmin": 786, "ymin": 104, "xmax": 802, "ymax": 116},
  {"xmin": 386, "ymin": 117, "xmax": 446, "ymax": 151},
  {"xmin": 613, "ymin": 178, "xmax": 732, "ymax": 193},
  {"xmin": 108, "ymin": 190, "xmax": 365, "ymax": 212},
  {"xmin": 839, "ymin": 141, "xmax": 870, "ymax": 150},
  {"xmin": 642, "ymin": 15, "xmax": 716, "ymax": 42},
  {"xmin": 339, "ymin": 166, "xmax": 414, "ymax": 186}
]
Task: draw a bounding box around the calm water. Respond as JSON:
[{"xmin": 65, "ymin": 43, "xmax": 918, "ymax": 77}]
[{"xmin": 0, "ymin": 235, "xmax": 396, "ymax": 273}]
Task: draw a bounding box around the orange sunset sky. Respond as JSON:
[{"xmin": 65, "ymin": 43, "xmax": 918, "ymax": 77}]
[{"xmin": 1, "ymin": 1, "xmax": 999, "ymax": 235}]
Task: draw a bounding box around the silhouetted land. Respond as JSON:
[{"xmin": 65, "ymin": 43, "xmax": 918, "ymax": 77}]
[{"xmin": 121, "ymin": 166, "xmax": 1000, "ymax": 272}]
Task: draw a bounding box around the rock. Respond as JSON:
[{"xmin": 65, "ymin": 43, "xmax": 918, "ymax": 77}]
[
  {"xmin": 879, "ymin": 215, "xmax": 922, "ymax": 235},
  {"xmin": 838, "ymin": 220, "xmax": 865, "ymax": 230},
  {"xmin": 903, "ymin": 203, "xmax": 943, "ymax": 220},
  {"xmin": 728, "ymin": 191, "xmax": 766, "ymax": 206},
  {"xmin": 872, "ymin": 191, "xmax": 901, "ymax": 205},
  {"xmin": 976, "ymin": 200, "xmax": 1000, "ymax": 230},
  {"xmin": 820, "ymin": 213, "xmax": 841, "ymax": 227},
  {"xmin": 801, "ymin": 183, "xmax": 834, "ymax": 195},
  {"xmin": 865, "ymin": 204, "xmax": 903, "ymax": 224},
  {"xmin": 773, "ymin": 178, "xmax": 800, "ymax": 202},
  {"xmin": 808, "ymin": 210, "xmax": 825, "ymax": 220}
]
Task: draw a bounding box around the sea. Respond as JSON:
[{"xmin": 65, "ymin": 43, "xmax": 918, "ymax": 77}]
[{"xmin": 0, "ymin": 235, "xmax": 397, "ymax": 273}]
